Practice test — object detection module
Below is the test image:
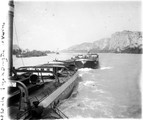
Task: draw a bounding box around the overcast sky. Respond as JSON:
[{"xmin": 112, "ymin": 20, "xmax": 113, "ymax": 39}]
[{"xmin": 13, "ymin": 1, "xmax": 142, "ymax": 51}]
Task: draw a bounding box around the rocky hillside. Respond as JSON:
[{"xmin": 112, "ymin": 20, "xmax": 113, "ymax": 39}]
[{"xmin": 63, "ymin": 30, "xmax": 142, "ymax": 54}]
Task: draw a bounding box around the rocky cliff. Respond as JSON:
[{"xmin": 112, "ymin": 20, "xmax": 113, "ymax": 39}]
[{"xmin": 64, "ymin": 30, "xmax": 142, "ymax": 54}]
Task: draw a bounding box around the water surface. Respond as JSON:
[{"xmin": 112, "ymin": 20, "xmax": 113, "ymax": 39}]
[{"xmin": 13, "ymin": 53, "xmax": 142, "ymax": 118}]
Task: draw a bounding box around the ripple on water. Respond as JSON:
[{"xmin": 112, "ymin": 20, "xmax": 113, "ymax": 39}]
[{"xmin": 58, "ymin": 54, "xmax": 141, "ymax": 118}]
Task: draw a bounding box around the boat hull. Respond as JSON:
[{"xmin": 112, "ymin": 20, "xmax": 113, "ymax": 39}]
[
  {"xmin": 39, "ymin": 72, "xmax": 79, "ymax": 119},
  {"xmin": 8, "ymin": 71, "xmax": 79, "ymax": 119},
  {"xmin": 39, "ymin": 72, "xmax": 78, "ymax": 108},
  {"xmin": 75, "ymin": 60, "xmax": 99, "ymax": 69}
]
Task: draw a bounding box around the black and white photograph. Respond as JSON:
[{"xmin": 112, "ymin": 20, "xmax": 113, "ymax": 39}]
[{"xmin": 0, "ymin": 0, "xmax": 142, "ymax": 119}]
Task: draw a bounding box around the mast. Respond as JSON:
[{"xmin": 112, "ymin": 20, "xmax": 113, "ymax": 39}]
[{"xmin": 8, "ymin": 0, "xmax": 14, "ymax": 76}]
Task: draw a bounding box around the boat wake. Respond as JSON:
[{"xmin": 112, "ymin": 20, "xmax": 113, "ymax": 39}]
[
  {"xmin": 100, "ymin": 66, "xmax": 113, "ymax": 70},
  {"xmin": 78, "ymin": 68, "xmax": 93, "ymax": 71},
  {"xmin": 58, "ymin": 70, "xmax": 117, "ymax": 118},
  {"xmin": 57, "ymin": 61, "xmax": 141, "ymax": 119}
]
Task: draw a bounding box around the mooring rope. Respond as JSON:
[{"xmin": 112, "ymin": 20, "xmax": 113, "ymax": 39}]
[
  {"xmin": 14, "ymin": 21, "xmax": 25, "ymax": 66},
  {"xmin": 55, "ymin": 107, "xmax": 68, "ymax": 119}
]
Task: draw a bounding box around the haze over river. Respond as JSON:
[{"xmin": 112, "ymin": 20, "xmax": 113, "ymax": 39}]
[{"xmin": 13, "ymin": 53, "xmax": 142, "ymax": 118}]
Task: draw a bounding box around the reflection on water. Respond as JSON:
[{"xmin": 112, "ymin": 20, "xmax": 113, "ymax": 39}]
[{"xmin": 13, "ymin": 53, "xmax": 142, "ymax": 118}]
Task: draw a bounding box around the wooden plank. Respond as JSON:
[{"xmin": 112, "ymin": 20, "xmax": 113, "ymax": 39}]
[{"xmin": 39, "ymin": 72, "xmax": 78, "ymax": 108}]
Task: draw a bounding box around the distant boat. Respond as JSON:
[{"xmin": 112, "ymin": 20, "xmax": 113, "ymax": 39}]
[
  {"xmin": 56, "ymin": 52, "xmax": 59, "ymax": 54},
  {"xmin": 56, "ymin": 48, "xmax": 60, "ymax": 54}
]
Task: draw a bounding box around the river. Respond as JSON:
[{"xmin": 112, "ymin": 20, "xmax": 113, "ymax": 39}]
[{"xmin": 13, "ymin": 53, "xmax": 142, "ymax": 118}]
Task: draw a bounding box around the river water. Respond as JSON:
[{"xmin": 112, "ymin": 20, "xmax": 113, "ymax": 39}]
[{"xmin": 13, "ymin": 53, "xmax": 142, "ymax": 118}]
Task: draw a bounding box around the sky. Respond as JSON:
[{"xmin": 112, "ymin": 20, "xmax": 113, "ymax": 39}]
[{"xmin": 13, "ymin": 0, "xmax": 142, "ymax": 51}]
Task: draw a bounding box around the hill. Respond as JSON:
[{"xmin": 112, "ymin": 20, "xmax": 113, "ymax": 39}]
[{"xmin": 63, "ymin": 30, "xmax": 142, "ymax": 54}]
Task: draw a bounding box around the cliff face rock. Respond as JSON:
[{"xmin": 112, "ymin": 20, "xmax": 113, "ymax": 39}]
[
  {"xmin": 64, "ymin": 30, "xmax": 142, "ymax": 54},
  {"xmin": 92, "ymin": 38, "xmax": 111, "ymax": 51},
  {"xmin": 109, "ymin": 31, "xmax": 142, "ymax": 52}
]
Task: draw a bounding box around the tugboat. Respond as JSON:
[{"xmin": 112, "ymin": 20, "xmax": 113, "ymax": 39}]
[
  {"xmin": 8, "ymin": 1, "xmax": 78, "ymax": 119},
  {"xmin": 74, "ymin": 53, "xmax": 99, "ymax": 69}
]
